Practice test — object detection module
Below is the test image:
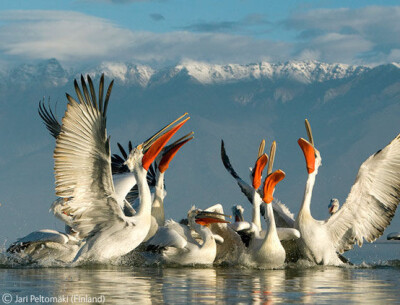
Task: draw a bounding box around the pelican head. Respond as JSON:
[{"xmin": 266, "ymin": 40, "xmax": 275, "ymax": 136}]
[
  {"xmin": 231, "ymin": 205, "xmax": 245, "ymax": 222},
  {"xmin": 328, "ymin": 198, "xmax": 340, "ymax": 215},
  {"xmin": 262, "ymin": 170, "xmax": 286, "ymax": 204},
  {"xmin": 187, "ymin": 206, "xmax": 231, "ymax": 227},
  {"xmin": 124, "ymin": 113, "xmax": 190, "ymax": 172},
  {"xmin": 157, "ymin": 131, "xmax": 194, "ymax": 173},
  {"xmin": 298, "ymin": 119, "xmax": 322, "ymax": 175}
]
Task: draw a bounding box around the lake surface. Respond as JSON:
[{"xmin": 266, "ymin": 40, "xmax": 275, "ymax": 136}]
[{"xmin": 1, "ymin": 242, "xmax": 400, "ymax": 304}]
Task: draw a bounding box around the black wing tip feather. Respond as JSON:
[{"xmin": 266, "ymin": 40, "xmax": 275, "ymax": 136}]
[
  {"xmin": 117, "ymin": 142, "xmax": 128, "ymax": 159},
  {"xmin": 69, "ymin": 74, "xmax": 114, "ymax": 118},
  {"xmin": 38, "ymin": 98, "xmax": 62, "ymax": 139},
  {"xmin": 220, "ymin": 139, "xmax": 240, "ymax": 180}
]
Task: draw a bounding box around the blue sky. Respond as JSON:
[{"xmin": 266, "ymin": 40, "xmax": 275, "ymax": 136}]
[{"xmin": 0, "ymin": 1, "xmax": 399, "ymax": 66}]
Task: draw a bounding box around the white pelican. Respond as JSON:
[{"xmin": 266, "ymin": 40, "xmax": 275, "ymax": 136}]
[
  {"xmin": 40, "ymin": 97, "xmax": 193, "ymax": 239},
  {"xmin": 247, "ymin": 169, "xmax": 287, "ymax": 268},
  {"xmin": 202, "ymin": 203, "xmax": 245, "ymax": 264},
  {"xmin": 113, "ymin": 132, "xmax": 194, "ymax": 226},
  {"xmin": 10, "ymin": 75, "xmax": 190, "ymax": 263},
  {"xmin": 295, "ymin": 120, "xmax": 400, "ymax": 265},
  {"xmin": 328, "ymin": 198, "xmax": 340, "ymax": 215},
  {"xmin": 221, "ymin": 140, "xmax": 296, "ymax": 230},
  {"xmin": 110, "ymin": 132, "xmax": 194, "ymax": 244},
  {"xmin": 145, "ymin": 207, "xmax": 230, "ymax": 265},
  {"xmin": 7, "ymin": 229, "xmax": 80, "ymax": 263}
]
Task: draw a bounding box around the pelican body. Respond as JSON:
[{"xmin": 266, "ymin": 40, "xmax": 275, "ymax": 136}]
[{"xmin": 295, "ymin": 123, "xmax": 400, "ymax": 265}]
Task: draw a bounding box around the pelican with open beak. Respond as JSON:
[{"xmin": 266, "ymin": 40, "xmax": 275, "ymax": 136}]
[
  {"xmin": 145, "ymin": 207, "xmax": 231, "ymax": 265},
  {"xmin": 295, "ymin": 119, "xmax": 400, "ymax": 265}
]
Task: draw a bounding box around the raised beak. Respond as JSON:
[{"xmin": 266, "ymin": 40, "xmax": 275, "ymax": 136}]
[
  {"xmin": 262, "ymin": 170, "xmax": 285, "ymax": 204},
  {"xmin": 142, "ymin": 113, "xmax": 188, "ymax": 152},
  {"xmin": 195, "ymin": 211, "xmax": 231, "ymax": 226},
  {"xmin": 158, "ymin": 132, "xmax": 194, "ymax": 173},
  {"xmin": 252, "ymin": 153, "xmax": 268, "ymax": 189},
  {"xmin": 142, "ymin": 114, "xmax": 190, "ymax": 171},
  {"xmin": 298, "ymin": 138, "xmax": 315, "ymax": 174}
]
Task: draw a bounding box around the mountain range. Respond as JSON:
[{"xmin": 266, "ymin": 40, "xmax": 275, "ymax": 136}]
[{"xmin": 0, "ymin": 58, "xmax": 399, "ymax": 246}]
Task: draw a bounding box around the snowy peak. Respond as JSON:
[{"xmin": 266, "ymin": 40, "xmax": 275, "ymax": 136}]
[
  {"xmin": 2, "ymin": 60, "xmax": 398, "ymax": 89},
  {"xmin": 84, "ymin": 62, "xmax": 155, "ymax": 87},
  {"xmin": 175, "ymin": 60, "xmax": 369, "ymax": 84}
]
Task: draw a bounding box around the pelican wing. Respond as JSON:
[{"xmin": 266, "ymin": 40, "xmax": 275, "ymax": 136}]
[
  {"xmin": 326, "ymin": 134, "xmax": 400, "ymax": 253},
  {"xmin": 54, "ymin": 75, "xmax": 126, "ymax": 238},
  {"xmin": 230, "ymin": 221, "xmax": 254, "ymax": 232},
  {"xmin": 221, "ymin": 140, "xmax": 255, "ymax": 203},
  {"xmin": 272, "ymin": 199, "xmax": 296, "ymax": 228},
  {"xmin": 146, "ymin": 226, "xmax": 188, "ymax": 249},
  {"xmin": 38, "ymin": 99, "xmax": 62, "ymax": 139},
  {"xmin": 7, "ymin": 229, "xmax": 72, "ymax": 253}
]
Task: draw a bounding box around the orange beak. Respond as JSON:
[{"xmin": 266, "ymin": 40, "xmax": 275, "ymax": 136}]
[
  {"xmin": 142, "ymin": 117, "xmax": 189, "ymax": 171},
  {"xmin": 195, "ymin": 218, "xmax": 231, "ymax": 225},
  {"xmin": 262, "ymin": 170, "xmax": 285, "ymax": 204},
  {"xmin": 252, "ymin": 153, "xmax": 268, "ymax": 189},
  {"xmin": 298, "ymin": 138, "xmax": 315, "ymax": 174},
  {"xmin": 158, "ymin": 133, "xmax": 194, "ymax": 173},
  {"xmin": 195, "ymin": 211, "xmax": 231, "ymax": 225}
]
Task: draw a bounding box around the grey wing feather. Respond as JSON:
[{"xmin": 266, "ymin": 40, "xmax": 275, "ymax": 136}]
[{"xmin": 271, "ymin": 199, "xmax": 296, "ymax": 228}]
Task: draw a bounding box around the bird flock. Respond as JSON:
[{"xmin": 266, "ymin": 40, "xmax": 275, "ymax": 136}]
[{"xmin": 5, "ymin": 74, "xmax": 400, "ymax": 268}]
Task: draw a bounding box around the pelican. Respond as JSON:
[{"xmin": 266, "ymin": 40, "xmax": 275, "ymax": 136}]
[
  {"xmin": 231, "ymin": 205, "xmax": 253, "ymax": 247},
  {"xmin": 295, "ymin": 120, "xmax": 400, "ymax": 265},
  {"xmin": 247, "ymin": 169, "xmax": 287, "ymax": 268},
  {"xmin": 112, "ymin": 132, "xmax": 194, "ymax": 226},
  {"xmin": 145, "ymin": 207, "xmax": 230, "ymax": 265},
  {"xmin": 40, "ymin": 96, "xmax": 193, "ymax": 237},
  {"xmin": 221, "ymin": 140, "xmax": 299, "ymax": 243},
  {"xmin": 7, "ymin": 229, "xmax": 80, "ymax": 263},
  {"xmin": 202, "ymin": 203, "xmax": 245, "ymax": 264},
  {"xmin": 221, "ymin": 140, "xmax": 296, "ymax": 231},
  {"xmin": 110, "ymin": 132, "xmax": 193, "ymax": 244},
  {"xmin": 10, "ymin": 75, "xmax": 190, "ymax": 263},
  {"xmin": 328, "ymin": 198, "xmax": 340, "ymax": 215}
]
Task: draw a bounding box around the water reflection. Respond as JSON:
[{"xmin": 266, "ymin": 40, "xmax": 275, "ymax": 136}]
[{"xmin": 1, "ymin": 265, "xmax": 400, "ymax": 304}]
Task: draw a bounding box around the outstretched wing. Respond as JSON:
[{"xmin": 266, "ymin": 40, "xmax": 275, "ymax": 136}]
[
  {"xmin": 326, "ymin": 134, "xmax": 400, "ymax": 253},
  {"xmin": 38, "ymin": 99, "xmax": 62, "ymax": 139},
  {"xmin": 54, "ymin": 75, "xmax": 126, "ymax": 238}
]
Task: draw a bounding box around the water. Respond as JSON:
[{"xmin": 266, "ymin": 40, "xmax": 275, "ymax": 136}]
[{"xmin": 1, "ymin": 243, "xmax": 400, "ymax": 304}]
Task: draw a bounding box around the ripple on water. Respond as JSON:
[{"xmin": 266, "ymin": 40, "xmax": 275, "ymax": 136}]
[{"xmin": 1, "ymin": 243, "xmax": 400, "ymax": 304}]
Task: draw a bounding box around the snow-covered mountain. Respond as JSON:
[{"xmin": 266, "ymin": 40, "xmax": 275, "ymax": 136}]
[
  {"xmin": 1, "ymin": 58, "xmax": 376, "ymax": 89},
  {"xmin": 0, "ymin": 58, "xmax": 399, "ymax": 245}
]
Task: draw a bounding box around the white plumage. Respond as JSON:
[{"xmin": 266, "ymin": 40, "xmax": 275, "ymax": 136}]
[{"xmin": 296, "ymin": 131, "xmax": 400, "ymax": 265}]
